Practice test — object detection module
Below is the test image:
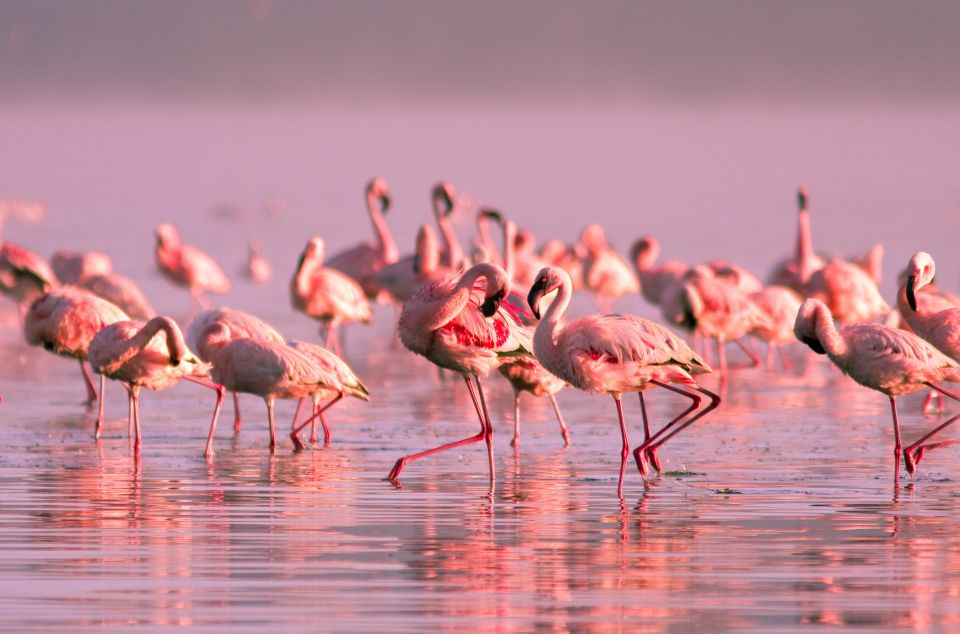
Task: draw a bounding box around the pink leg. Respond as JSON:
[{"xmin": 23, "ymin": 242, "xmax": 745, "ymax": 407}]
[
  {"xmin": 232, "ymin": 392, "xmax": 242, "ymax": 431},
  {"xmin": 80, "ymin": 360, "xmax": 98, "ymax": 404},
  {"xmin": 291, "ymin": 393, "xmax": 342, "ymax": 450},
  {"xmin": 131, "ymin": 386, "xmax": 142, "ymax": 455},
  {"xmin": 387, "ymin": 375, "xmax": 489, "ymax": 481},
  {"xmin": 290, "ymin": 398, "xmax": 306, "ymax": 432},
  {"xmin": 473, "ymin": 376, "xmax": 496, "ymax": 484},
  {"xmin": 179, "ymin": 376, "xmax": 226, "ymax": 459},
  {"xmin": 614, "ymin": 395, "xmax": 629, "ymax": 498},
  {"xmin": 632, "ymin": 384, "xmax": 700, "ymax": 473},
  {"xmin": 635, "ymin": 392, "xmax": 654, "ymax": 475},
  {"xmin": 735, "ymin": 339, "xmax": 761, "ymax": 368},
  {"xmin": 266, "ymin": 397, "xmax": 277, "ymax": 451},
  {"xmin": 778, "ymin": 346, "xmax": 793, "ymax": 372},
  {"xmin": 549, "ymin": 393, "xmax": 571, "ymax": 448},
  {"xmin": 922, "ymin": 390, "xmax": 944, "ymax": 415},
  {"xmin": 316, "ymin": 409, "xmax": 330, "ymax": 446},
  {"xmin": 95, "ymin": 373, "xmax": 106, "ymax": 439},
  {"xmin": 889, "ymin": 396, "xmax": 902, "ymax": 483},
  {"xmin": 125, "ymin": 384, "xmax": 134, "ymax": 444},
  {"xmin": 903, "ymin": 398, "xmax": 960, "ymax": 474},
  {"xmin": 636, "ymin": 381, "xmax": 722, "ymax": 457},
  {"xmin": 511, "ymin": 391, "xmax": 521, "ymax": 448}
]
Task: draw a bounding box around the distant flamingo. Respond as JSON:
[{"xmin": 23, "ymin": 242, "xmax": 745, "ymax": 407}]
[
  {"xmin": 498, "ymin": 356, "xmax": 570, "ymax": 448},
  {"xmin": 749, "ymin": 285, "xmax": 803, "ymax": 370},
  {"xmin": 0, "ymin": 242, "xmax": 58, "ymax": 307},
  {"xmin": 51, "ymin": 250, "xmax": 113, "ymax": 284},
  {"xmin": 287, "ymin": 340, "xmax": 370, "ymax": 449},
  {"xmin": 897, "ymin": 252, "xmax": 960, "ymax": 414},
  {"xmin": 200, "ymin": 323, "xmax": 335, "ymax": 457},
  {"xmin": 805, "ymin": 259, "xmax": 889, "ymax": 324},
  {"xmin": 769, "ymin": 187, "xmax": 826, "ymax": 290},
  {"xmin": 326, "ymin": 178, "xmax": 398, "ymax": 300},
  {"xmin": 709, "ymin": 261, "xmax": 764, "ymax": 294},
  {"xmin": 291, "ymin": 236, "xmax": 372, "ymax": 354},
  {"xmin": 373, "ymin": 224, "xmax": 449, "ymax": 304},
  {"xmin": 794, "ymin": 298, "xmax": 960, "ymax": 483},
  {"xmin": 187, "ymin": 307, "xmax": 286, "ymax": 432},
  {"xmin": 630, "ymin": 236, "xmax": 688, "ymax": 306},
  {"xmin": 512, "ymin": 228, "xmax": 550, "ymax": 290},
  {"xmin": 390, "ymin": 263, "xmax": 530, "ymax": 483},
  {"xmin": 154, "ymin": 223, "xmax": 232, "ymax": 310},
  {"xmin": 431, "ymin": 182, "xmax": 465, "ymax": 270},
  {"xmin": 578, "ymin": 224, "xmax": 639, "ymax": 311},
  {"xmin": 88, "ymin": 316, "xmax": 224, "ymax": 451},
  {"xmin": 528, "ymin": 266, "xmax": 721, "ymax": 496},
  {"xmin": 472, "ymin": 208, "xmax": 503, "ymax": 268},
  {"xmin": 245, "ymin": 240, "xmax": 272, "ymax": 283},
  {"xmin": 50, "ymin": 249, "xmax": 155, "ymax": 319},
  {"xmin": 24, "ymin": 286, "xmax": 129, "ymax": 428},
  {"xmin": 539, "ymin": 239, "xmax": 583, "ymax": 291}
]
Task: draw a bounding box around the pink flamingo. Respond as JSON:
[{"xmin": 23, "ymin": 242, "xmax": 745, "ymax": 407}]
[
  {"xmin": 24, "ymin": 287, "xmax": 129, "ymax": 426},
  {"xmin": 749, "ymin": 285, "xmax": 803, "ymax": 370},
  {"xmin": 154, "ymin": 223, "xmax": 232, "ymax": 310},
  {"xmin": 390, "ymin": 262, "xmax": 530, "ymax": 483},
  {"xmin": 805, "ymin": 259, "xmax": 889, "ymax": 324},
  {"xmin": 709, "ymin": 261, "xmax": 765, "ymax": 294},
  {"xmin": 51, "ymin": 249, "xmax": 156, "ymax": 319},
  {"xmin": 898, "ymin": 252, "xmax": 960, "ymax": 414},
  {"xmin": 769, "ymin": 187, "xmax": 826, "ymax": 290},
  {"xmin": 431, "ymin": 182, "xmax": 465, "ymax": 270},
  {"xmin": 473, "ymin": 209, "xmax": 503, "ymax": 267},
  {"xmin": 630, "ymin": 235, "xmax": 688, "ymax": 306},
  {"xmin": 539, "ymin": 239, "xmax": 584, "ymax": 291},
  {"xmin": 287, "ymin": 340, "xmax": 370, "ymax": 449},
  {"xmin": 199, "ymin": 323, "xmax": 335, "ymax": 457},
  {"xmin": 326, "ymin": 178, "xmax": 398, "ymax": 300},
  {"xmin": 527, "ymin": 266, "xmax": 721, "ymax": 496},
  {"xmin": 88, "ymin": 316, "xmax": 224, "ymax": 452},
  {"xmin": 244, "ymin": 240, "xmax": 272, "ymax": 283},
  {"xmin": 291, "ymin": 236, "xmax": 372, "ymax": 354},
  {"xmin": 578, "ymin": 224, "xmax": 639, "ymax": 311},
  {"xmin": 51, "ymin": 250, "xmax": 113, "ymax": 284},
  {"xmin": 187, "ymin": 307, "xmax": 286, "ymax": 431},
  {"xmin": 0, "ymin": 242, "xmax": 58, "ymax": 307},
  {"xmin": 372, "ymin": 224, "xmax": 449, "ymax": 304},
  {"xmin": 794, "ymin": 298, "xmax": 960, "ymax": 483}
]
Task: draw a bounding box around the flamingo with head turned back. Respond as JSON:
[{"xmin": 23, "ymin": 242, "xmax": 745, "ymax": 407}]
[
  {"xmin": 527, "ymin": 266, "xmax": 721, "ymax": 497},
  {"xmin": 291, "ymin": 236, "xmax": 372, "ymax": 354},
  {"xmin": 188, "ymin": 307, "xmax": 286, "ymax": 432},
  {"xmin": 794, "ymin": 298, "xmax": 960, "ymax": 483},
  {"xmin": 473, "ymin": 208, "xmax": 503, "ymax": 268},
  {"xmin": 88, "ymin": 316, "xmax": 224, "ymax": 453},
  {"xmin": 578, "ymin": 223, "xmax": 640, "ymax": 312},
  {"xmin": 287, "ymin": 340, "xmax": 370, "ymax": 449},
  {"xmin": 200, "ymin": 323, "xmax": 334, "ymax": 456},
  {"xmin": 326, "ymin": 178, "xmax": 398, "ymax": 301},
  {"xmin": 51, "ymin": 249, "xmax": 156, "ymax": 320},
  {"xmin": 390, "ymin": 262, "xmax": 530, "ymax": 483},
  {"xmin": 245, "ymin": 240, "xmax": 272, "ymax": 283},
  {"xmin": 24, "ymin": 286, "xmax": 129, "ymax": 430},
  {"xmin": 154, "ymin": 223, "xmax": 232, "ymax": 311}
]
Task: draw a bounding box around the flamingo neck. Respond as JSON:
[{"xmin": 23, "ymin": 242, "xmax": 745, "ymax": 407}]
[
  {"xmin": 116, "ymin": 317, "xmax": 186, "ymax": 368},
  {"xmin": 533, "ymin": 277, "xmax": 572, "ymax": 369},
  {"xmin": 477, "ymin": 217, "xmax": 500, "ymax": 265},
  {"xmin": 436, "ymin": 213, "xmax": 463, "ymax": 270},
  {"xmin": 423, "ymin": 264, "xmax": 499, "ymax": 332},
  {"xmin": 797, "ymin": 209, "xmax": 817, "ymax": 284},
  {"xmin": 813, "ymin": 303, "xmax": 847, "ymax": 358},
  {"xmin": 502, "ymin": 222, "xmax": 517, "ymax": 280},
  {"xmin": 367, "ymin": 193, "xmax": 398, "ymax": 264},
  {"xmin": 293, "ymin": 252, "xmax": 319, "ymax": 299}
]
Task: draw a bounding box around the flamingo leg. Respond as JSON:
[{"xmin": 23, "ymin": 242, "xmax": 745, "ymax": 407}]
[
  {"xmin": 778, "ymin": 346, "xmax": 793, "ymax": 372},
  {"xmin": 290, "ymin": 393, "xmax": 342, "ymax": 450},
  {"xmin": 903, "ymin": 411, "xmax": 960, "ymax": 475},
  {"xmin": 317, "ymin": 409, "xmax": 330, "ymax": 446},
  {"xmin": 131, "ymin": 386, "xmax": 142, "ymax": 455},
  {"xmin": 80, "ymin": 360, "xmax": 98, "ymax": 404},
  {"xmin": 266, "ymin": 397, "xmax": 277, "ymax": 451},
  {"xmin": 474, "ymin": 375, "xmax": 496, "ymax": 484},
  {"xmin": 232, "ymin": 391, "xmax": 242, "ymax": 431},
  {"xmin": 922, "ymin": 390, "xmax": 944, "ymax": 415},
  {"xmin": 635, "ymin": 382, "xmax": 722, "ymax": 469},
  {"xmin": 126, "ymin": 384, "xmax": 134, "ymax": 444},
  {"xmin": 636, "ymin": 392, "xmax": 660, "ymax": 475},
  {"xmin": 511, "ymin": 391, "xmax": 521, "ymax": 448},
  {"xmin": 632, "ymin": 385, "xmax": 699, "ymax": 474},
  {"xmin": 387, "ymin": 375, "xmax": 488, "ymax": 481},
  {"xmin": 614, "ymin": 395, "xmax": 629, "ymax": 497},
  {"xmin": 735, "ymin": 338, "xmax": 761, "ymax": 367},
  {"xmin": 290, "ymin": 397, "xmax": 306, "ymax": 432},
  {"xmin": 178, "ymin": 376, "xmax": 226, "ymax": 458},
  {"xmin": 95, "ymin": 373, "xmax": 106, "ymax": 439},
  {"xmin": 309, "ymin": 399, "xmax": 320, "ymax": 445},
  {"xmin": 890, "ymin": 396, "xmax": 902, "ymax": 484},
  {"xmin": 549, "ymin": 393, "xmax": 571, "ymax": 448}
]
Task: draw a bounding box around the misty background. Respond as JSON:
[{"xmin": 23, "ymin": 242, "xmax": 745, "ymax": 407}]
[{"xmin": 1, "ymin": 1, "xmax": 958, "ymax": 317}]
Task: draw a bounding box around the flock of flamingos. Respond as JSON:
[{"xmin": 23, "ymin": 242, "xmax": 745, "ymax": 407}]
[{"xmin": 1, "ymin": 182, "xmax": 958, "ymax": 497}]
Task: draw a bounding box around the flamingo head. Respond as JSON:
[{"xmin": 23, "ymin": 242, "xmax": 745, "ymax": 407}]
[
  {"xmin": 298, "ymin": 237, "xmax": 326, "ymax": 271},
  {"xmin": 629, "ymin": 236, "xmax": 660, "ymax": 269},
  {"xmin": 432, "ymin": 182, "xmax": 456, "ymax": 217},
  {"xmin": 905, "ymin": 251, "xmax": 936, "ymax": 312},
  {"xmin": 794, "ymin": 298, "xmax": 828, "ymax": 355},
  {"xmin": 478, "ymin": 208, "xmax": 503, "ymax": 224},
  {"xmin": 476, "ymin": 264, "xmax": 511, "ymax": 318},
  {"xmin": 578, "ymin": 223, "xmax": 605, "ymax": 251},
  {"xmin": 366, "ymin": 178, "xmax": 391, "ymax": 214},
  {"xmin": 797, "ymin": 187, "xmax": 809, "ymax": 212},
  {"xmin": 527, "ymin": 266, "xmax": 566, "ymax": 320},
  {"xmin": 155, "ymin": 224, "xmax": 180, "ymax": 249},
  {"xmin": 514, "ymin": 229, "xmax": 536, "ymax": 255}
]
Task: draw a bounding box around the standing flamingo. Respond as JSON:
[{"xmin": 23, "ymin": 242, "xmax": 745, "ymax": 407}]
[
  {"xmin": 749, "ymin": 285, "xmax": 803, "ymax": 370},
  {"xmin": 372, "ymin": 224, "xmax": 450, "ymax": 304},
  {"xmin": 794, "ymin": 298, "xmax": 960, "ymax": 483},
  {"xmin": 527, "ymin": 266, "xmax": 721, "ymax": 496},
  {"xmin": 630, "ymin": 236, "xmax": 688, "ymax": 306},
  {"xmin": 187, "ymin": 307, "xmax": 286, "ymax": 431},
  {"xmin": 431, "ymin": 182, "xmax": 465, "ymax": 270},
  {"xmin": 88, "ymin": 316, "xmax": 224, "ymax": 451},
  {"xmin": 389, "ymin": 263, "xmax": 530, "ymax": 483},
  {"xmin": 326, "ymin": 178, "xmax": 398, "ymax": 300},
  {"xmin": 52, "ymin": 249, "xmax": 155, "ymax": 320},
  {"xmin": 291, "ymin": 236, "xmax": 372, "ymax": 354},
  {"xmin": 578, "ymin": 224, "xmax": 639, "ymax": 311},
  {"xmin": 154, "ymin": 223, "xmax": 232, "ymax": 310},
  {"xmin": 539, "ymin": 239, "xmax": 584, "ymax": 291},
  {"xmin": 24, "ymin": 286, "xmax": 129, "ymax": 428},
  {"xmin": 244, "ymin": 240, "xmax": 272, "ymax": 283},
  {"xmin": 51, "ymin": 250, "xmax": 113, "ymax": 284},
  {"xmin": 0, "ymin": 242, "xmax": 58, "ymax": 307},
  {"xmin": 805, "ymin": 259, "xmax": 889, "ymax": 324}
]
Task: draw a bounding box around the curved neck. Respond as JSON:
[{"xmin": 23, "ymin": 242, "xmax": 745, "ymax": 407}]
[
  {"xmin": 294, "ymin": 251, "xmax": 320, "ymax": 297},
  {"xmin": 476, "ymin": 217, "xmax": 499, "ymax": 264},
  {"xmin": 435, "ymin": 209, "xmax": 463, "ymax": 270},
  {"xmin": 813, "ymin": 303, "xmax": 846, "ymax": 358},
  {"xmin": 117, "ymin": 317, "xmax": 186, "ymax": 367},
  {"xmin": 534, "ymin": 275, "xmax": 572, "ymax": 359},
  {"xmin": 422, "ymin": 264, "xmax": 499, "ymax": 332},
  {"xmin": 367, "ymin": 191, "xmax": 398, "ymax": 263},
  {"xmin": 416, "ymin": 227, "xmax": 440, "ymax": 277}
]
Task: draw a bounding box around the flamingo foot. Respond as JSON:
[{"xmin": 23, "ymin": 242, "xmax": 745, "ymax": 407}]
[
  {"xmin": 560, "ymin": 429, "xmax": 571, "ymax": 448},
  {"xmin": 645, "ymin": 447, "xmax": 663, "ymax": 475},
  {"xmin": 388, "ymin": 458, "xmax": 407, "ymax": 481},
  {"xmin": 632, "ymin": 447, "xmax": 648, "ymax": 477},
  {"xmin": 233, "ymin": 417, "xmax": 242, "ymax": 432},
  {"xmin": 903, "ymin": 448, "xmax": 918, "ymax": 475},
  {"xmin": 510, "ymin": 436, "xmax": 519, "ymax": 448}
]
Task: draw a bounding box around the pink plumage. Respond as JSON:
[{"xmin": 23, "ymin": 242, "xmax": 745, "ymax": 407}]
[{"xmin": 155, "ymin": 223, "xmax": 232, "ymax": 308}]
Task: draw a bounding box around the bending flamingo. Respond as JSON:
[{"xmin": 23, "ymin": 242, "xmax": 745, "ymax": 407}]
[
  {"xmin": 88, "ymin": 316, "xmax": 224, "ymax": 452},
  {"xmin": 0, "ymin": 242, "xmax": 58, "ymax": 307},
  {"xmin": 154, "ymin": 223, "xmax": 232, "ymax": 310},
  {"xmin": 794, "ymin": 298, "xmax": 960, "ymax": 483},
  {"xmin": 390, "ymin": 263, "xmax": 530, "ymax": 483},
  {"xmin": 528, "ymin": 266, "xmax": 721, "ymax": 496},
  {"xmin": 51, "ymin": 249, "xmax": 156, "ymax": 319},
  {"xmin": 326, "ymin": 178, "xmax": 398, "ymax": 300},
  {"xmin": 291, "ymin": 236, "xmax": 372, "ymax": 353}
]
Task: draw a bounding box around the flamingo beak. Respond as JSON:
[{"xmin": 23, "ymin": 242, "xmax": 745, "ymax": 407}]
[
  {"xmin": 170, "ymin": 356, "xmax": 182, "ymax": 367},
  {"xmin": 906, "ymin": 274, "xmax": 918, "ymax": 311},
  {"xmin": 480, "ymin": 289, "xmax": 505, "ymax": 318},
  {"xmin": 800, "ymin": 336, "xmax": 826, "ymax": 355},
  {"xmin": 527, "ymin": 278, "xmax": 547, "ymax": 320},
  {"xmin": 379, "ymin": 193, "xmax": 391, "ymax": 213}
]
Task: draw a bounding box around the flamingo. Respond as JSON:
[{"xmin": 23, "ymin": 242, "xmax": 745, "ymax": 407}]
[
  {"xmin": 389, "ymin": 262, "xmax": 530, "ymax": 483},
  {"xmin": 23, "ymin": 286, "xmax": 129, "ymax": 428},
  {"xmin": 291, "ymin": 236, "xmax": 372, "ymax": 353},
  {"xmin": 87, "ymin": 316, "xmax": 224, "ymax": 451},
  {"xmin": 805, "ymin": 259, "xmax": 889, "ymax": 324},
  {"xmin": 372, "ymin": 224, "xmax": 449, "ymax": 304},
  {"xmin": 0, "ymin": 242, "xmax": 58, "ymax": 307},
  {"xmin": 287, "ymin": 340, "xmax": 370, "ymax": 449},
  {"xmin": 187, "ymin": 307, "xmax": 286, "ymax": 431},
  {"xmin": 50, "ymin": 249, "xmax": 156, "ymax": 319},
  {"xmin": 709, "ymin": 261, "xmax": 765, "ymax": 294},
  {"xmin": 472, "ymin": 208, "xmax": 503, "ymax": 268},
  {"xmin": 539, "ymin": 239, "xmax": 584, "ymax": 291},
  {"xmin": 244, "ymin": 240, "xmax": 272, "ymax": 283},
  {"xmin": 749, "ymin": 285, "xmax": 803, "ymax": 370},
  {"xmin": 51, "ymin": 250, "xmax": 113, "ymax": 284},
  {"xmin": 794, "ymin": 298, "xmax": 960, "ymax": 483},
  {"xmin": 527, "ymin": 266, "xmax": 721, "ymax": 496},
  {"xmin": 326, "ymin": 178, "xmax": 398, "ymax": 300},
  {"xmin": 431, "ymin": 182, "xmax": 465, "ymax": 270},
  {"xmin": 630, "ymin": 235, "xmax": 688, "ymax": 306},
  {"xmin": 897, "ymin": 252, "xmax": 960, "ymax": 414},
  {"xmin": 199, "ymin": 322, "xmax": 339, "ymax": 457},
  {"xmin": 154, "ymin": 223, "xmax": 232, "ymax": 310},
  {"xmin": 578, "ymin": 224, "xmax": 639, "ymax": 311}
]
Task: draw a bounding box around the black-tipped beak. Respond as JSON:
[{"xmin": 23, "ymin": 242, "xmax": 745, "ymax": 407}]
[
  {"xmin": 379, "ymin": 193, "xmax": 391, "ymax": 213},
  {"xmin": 480, "ymin": 289, "xmax": 505, "ymax": 318},
  {"xmin": 797, "ymin": 188, "xmax": 808, "ymax": 211},
  {"xmin": 906, "ymin": 275, "xmax": 918, "ymax": 311},
  {"xmin": 480, "ymin": 208, "xmax": 502, "ymax": 223},
  {"xmin": 800, "ymin": 336, "xmax": 826, "ymax": 355},
  {"xmin": 170, "ymin": 356, "xmax": 182, "ymax": 367},
  {"xmin": 527, "ymin": 279, "xmax": 547, "ymax": 320}
]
